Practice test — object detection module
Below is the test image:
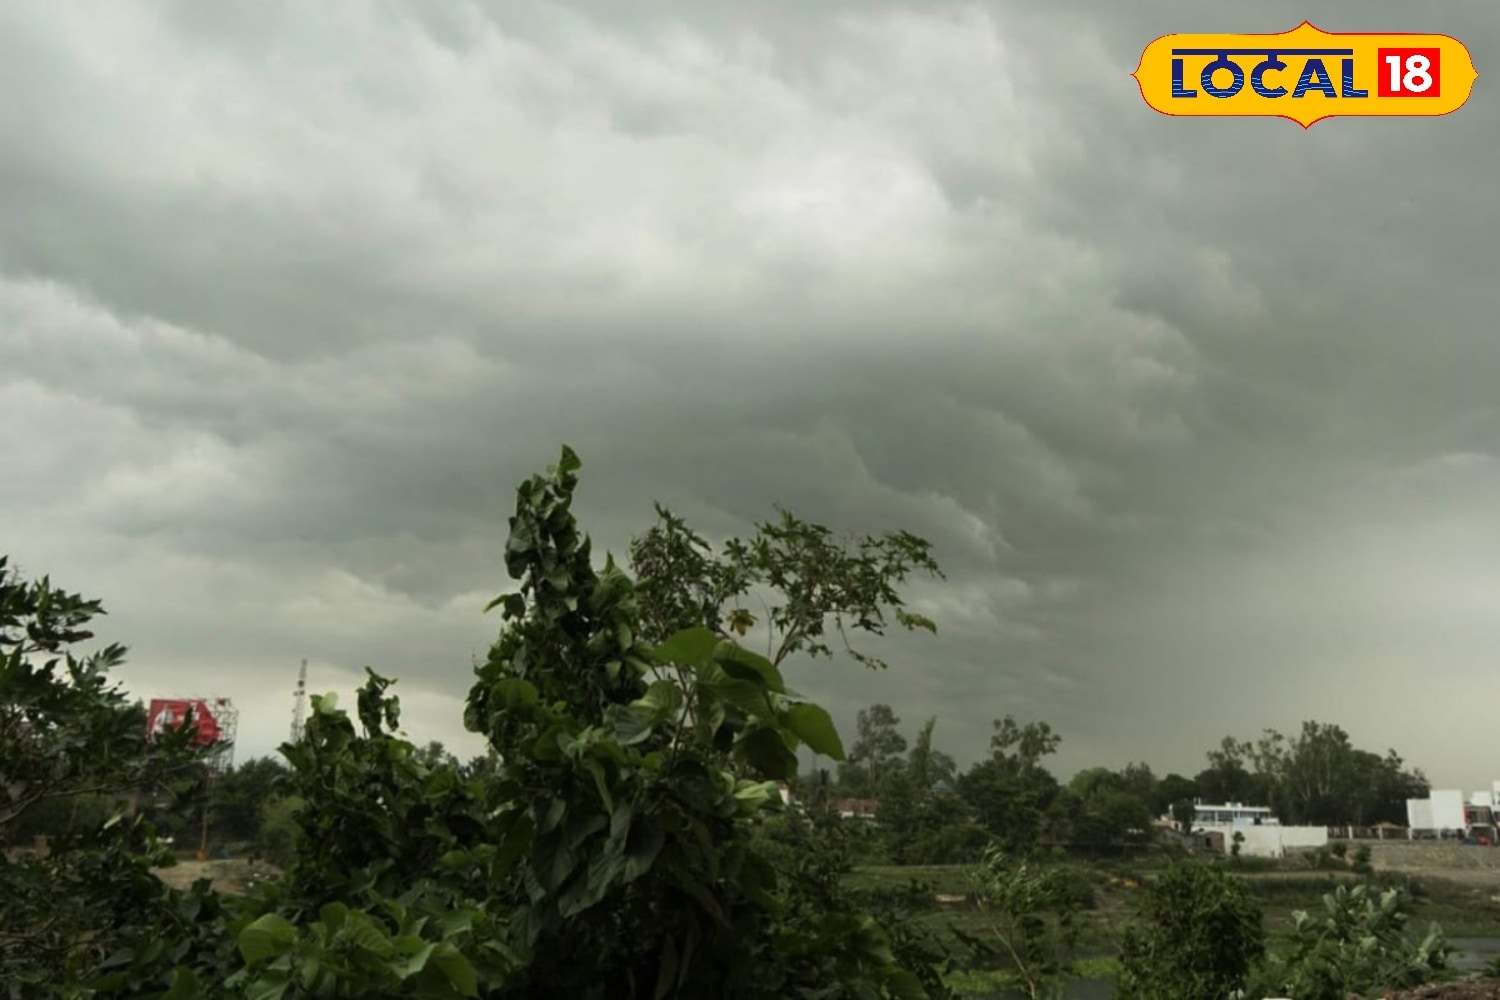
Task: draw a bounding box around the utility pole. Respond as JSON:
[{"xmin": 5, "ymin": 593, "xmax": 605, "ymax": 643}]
[{"xmin": 197, "ymin": 765, "xmax": 212, "ymax": 862}]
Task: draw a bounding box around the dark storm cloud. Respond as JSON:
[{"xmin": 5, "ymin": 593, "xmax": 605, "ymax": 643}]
[{"xmin": 2, "ymin": 0, "xmax": 1497, "ymax": 787}]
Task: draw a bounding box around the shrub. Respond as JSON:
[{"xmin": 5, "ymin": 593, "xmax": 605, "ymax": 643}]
[
  {"xmin": 1115, "ymin": 861, "xmax": 1265, "ymax": 1000},
  {"xmin": 1247, "ymin": 882, "xmax": 1448, "ymax": 1000},
  {"xmin": 958, "ymin": 846, "xmax": 1088, "ymax": 1000}
]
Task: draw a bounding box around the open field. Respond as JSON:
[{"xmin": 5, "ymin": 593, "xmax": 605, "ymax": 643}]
[{"xmin": 847, "ymin": 852, "xmax": 1500, "ymax": 997}]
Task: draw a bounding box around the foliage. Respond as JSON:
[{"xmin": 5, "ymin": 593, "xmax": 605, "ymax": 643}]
[
  {"xmin": 907, "ymin": 717, "xmax": 958, "ymax": 791},
  {"xmin": 258, "ymin": 794, "xmax": 304, "ymax": 869},
  {"xmin": 211, "ymin": 756, "xmax": 291, "ymax": 845},
  {"xmin": 841, "ymin": 703, "xmax": 909, "ymax": 796},
  {"xmin": 0, "ymin": 554, "xmax": 226, "ymax": 996},
  {"xmin": 1115, "ymin": 861, "xmax": 1265, "ymax": 1000},
  {"xmin": 878, "ymin": 767, "xmax": 988, "ymax": 866},
  {"xmin": 1052, "ymin": 767, "xmax": 1157, "ymax": 853},
  {"xmin": 1154, "ymin": 773, "xmax": 1198, "ymax": 818},
  {"xmin": 1195, "ymin": 724, "xmax": 1428, "ymax": 825},
  {"xmin": 956, "ymin": 846, "xmax": 1087, "ymax": 1000},
  {"xmin": 628, "ymin": 502, "xmax": 943, "ymax": 669},
  {"xmin": 1246, "ymin": 883, "xmax": 1448, "ymax": 1000},
  {"xmin": 957, "ymin": 717, "xmax": 1061, "ymax": 854},
  {"xmin": 2, "ymin": 445, "xmax": 959, "ymax": 1000},
  {"xmin": 757, "ymin": 805, "xmax": 957, "ymax": 1000},
  {"xmin": 460, "ymin": 446, "xmax": 942, "ymax": 998}
]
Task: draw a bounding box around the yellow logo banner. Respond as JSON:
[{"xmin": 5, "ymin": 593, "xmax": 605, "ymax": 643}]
[{"xmin": 1132, "ymin": 22, "xmax": 1478, "ymax": 127}]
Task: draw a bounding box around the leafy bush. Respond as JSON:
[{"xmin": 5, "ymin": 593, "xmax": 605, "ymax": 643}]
[
  {"xmin": 1115, "ymin": 861, "xmax": 1265, "ymax": 1000},
  {"xmin": 0, "ymin": 555, "xmax": 221, "ymax": 996},
  {"xmin": 1247, "ymin": 882, "xmax": 1447, "ymax": 1000},
  {"xmin": 1, "ymin": 447, "xmax": 955, "ymax": 999},
  {"xmin": 257, "ymin": 794, "xmax": 303, "ymax": 869},
  {"xmin": 956, "ymin": 846, "xmax": 1088, "ymax": 1000}
]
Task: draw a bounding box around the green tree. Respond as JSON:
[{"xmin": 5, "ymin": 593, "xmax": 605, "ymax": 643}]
[
  {"xmin": 460, "ymin": 446, "xmax": 943, "ymax": 998},
  {"xmin": 958, "ymin": 717, "xmax": 1061, "ymax": 854},
  {"xmin": 961, "ymin": 846, "xmax": 1087, "ymax": 1000},
  {"xmin": 1201, "ymin": 723, "xmax": 1429, "ymax": 825},
  {"xmin": 0, "ymin": 449, "xmax": 957, "ymax": 999},
  {"xmin": 1059, "ymin": 766, "xmax": 1157, "ymax": 851},
  {"xmin": 0, "ymin": 555, "xmax": 226, "ymax": 996},
  {"xmin": 1193, "ymin": 736, "xmax": 1261, "ymax": 806},
  {"xmin": 628, "ymin": 503, "xmax": 942, "ymax": 669},
  {"xmin": 210, "ymin": 756, "xmax": 289, "ymax": 844},
  {"xmin": 1067, "ymin": 767, "xmax": 1121, "ymax": 801},
  {"xmin": 877, "ymin": 723, "xmax": 985, "ymax": 866},
  {"xmin": 1116, "ymin": 862, "xmax": 1265, "ymax": 1000},
  {"xmin": 257, "ymin": 793, "xmax": 304, "ymax": 868},
  {"xmin": 907, "ymin": 716, "xmax": 957, "ymax": 791},
  {"xmin": 230, "ymin": 448, "xmax": 946, "ymax": 998},
  {"xmin": 627, "ymin": 498, "xmax": 942, "ymax": 787},
  {"xmin": 412, "ymin": 739, "xmax": 459, "ymax": 770},
  {"xmin": 1155, "ymin": 772, "xmax": 1198, "ymax": 819},
  {"xmin": 1115, "ymin": 762, "xmax": 1158, "ymax": 806},
  {"xmin": 841, "ymin": 703, "xmax": 908, "ymax": 796},
  {"xmin": 463, "ymin": 748, "xmax": 504, "ymax": 781}
]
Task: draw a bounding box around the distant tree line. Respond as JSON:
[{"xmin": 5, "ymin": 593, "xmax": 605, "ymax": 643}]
[{"xmin": 790, "ymin": 705, "xmax": 1431, "ymax": 865}]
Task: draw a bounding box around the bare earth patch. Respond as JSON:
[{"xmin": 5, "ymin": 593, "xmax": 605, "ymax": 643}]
[{"xmin": 153, "ymin": 858, "xmax": 279, "ymax": 896}]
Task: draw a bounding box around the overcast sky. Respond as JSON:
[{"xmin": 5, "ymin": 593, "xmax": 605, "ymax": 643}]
[{"xmin": 3, "ymin": 1, "xmax": 1497, "ymax": 793}]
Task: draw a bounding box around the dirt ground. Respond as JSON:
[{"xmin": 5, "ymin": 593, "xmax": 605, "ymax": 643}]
[{"xmin": 152, "ymin": 858, "xmax": 279, "ymax": 896}]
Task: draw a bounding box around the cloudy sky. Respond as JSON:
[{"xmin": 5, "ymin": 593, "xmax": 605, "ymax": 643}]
[{"xmin": 3, "ymin": 0, "xmax": 1497, "ymax": 792}]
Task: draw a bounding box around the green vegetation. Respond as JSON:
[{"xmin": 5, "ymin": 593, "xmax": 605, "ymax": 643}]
[
  {"xmin": 1117, "ymin": 861, "xmax": 1266, "ymax": 999},
  {"xmin": 0, "ymin": 446, "xmax": 1488, "ymax": 999}
]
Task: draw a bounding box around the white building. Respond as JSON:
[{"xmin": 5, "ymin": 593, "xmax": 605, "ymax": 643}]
[
  {"xmin": 1194, "ymin": 802, "xmax": 1279, "ymax": 827},
  {"xmin": 1190, "ymin": 801, "xmax": 1327, "ymax": 858},
  {"xmin": 1406, "ymin": 785, "xmax": 1499, "ymax": 837}
]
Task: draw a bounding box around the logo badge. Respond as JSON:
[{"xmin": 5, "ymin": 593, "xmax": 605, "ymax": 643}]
[{"xmin": 1133, "ymin": 22, "xmax": 1478, "ymax": 127}]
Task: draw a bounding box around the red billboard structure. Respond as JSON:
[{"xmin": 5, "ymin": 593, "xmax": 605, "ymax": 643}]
[{"xmin": 147, "ymin": 697, "xmax": 238, "ymax": 772}]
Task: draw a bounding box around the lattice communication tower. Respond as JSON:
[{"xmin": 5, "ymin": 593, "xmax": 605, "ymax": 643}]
[{"xmin": 290, "ymin": 658, "xmax": 308, "ymax": 744}]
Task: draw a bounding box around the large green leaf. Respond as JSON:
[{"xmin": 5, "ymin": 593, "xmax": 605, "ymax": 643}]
[
  {"xmin": 781, "ymin": 702, "xmax": 845, "ymax": 760},
  {"xmin": 390, "ymin": 941, "xmax": 436, "ymax": 979},
  {"xmin": 623, "ymin": 816, "xmax": 665, "ymax": 883},
  {"xmin": 655, "ymin": 935, "xmax": 680, "ymax": 1000},
  {"xmin": 650, "ymin": 626, "xmax": 720, "ymax": 666},
  {"xmin": 884, "ymin": 969, "xmax": 930, "ymax": 1000},
  {"xmin": 632, "ymin": 679, "xmax": 685, "ymax": 722},
  {"xmin": 237, "ymin": 914, "xmax": 297, "ymax": 965},
  {"xmin": 701, "ymin": 677, "xmax": 775, "ymax": 720},
  {"xmin": 605, "ymin": 704, "xmax": 654, "ymax": 747},
  {"xmin": 713, "ymin": 643, "xmax": 786, "ymax": 693},
  {"xmin": 735, "ymin": 726, "xmax": 797, "ymax": 780},
  {"xmin": 429, "ymin": 943, "xmax": 480, "ymax": 998},
  {"xmin": 489, "ymin": 677, "xmax": 539, "ymax": 709},
  {"xmin": 159, "ymin": 967, "xmax": 203, "ymax": 1000}
]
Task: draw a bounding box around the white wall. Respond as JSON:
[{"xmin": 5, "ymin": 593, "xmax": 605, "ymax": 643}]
[
  {"xmin": 1432, "ymin": 789, "xmax": 1466, "ymax": 830},
  {"xmin": 1279, "ymin": 826, "xmax": 1330, "ymax": 851},
  {"xmin": 1207, "ymin": 824, "xmax": 1328, "ymax": 858}
]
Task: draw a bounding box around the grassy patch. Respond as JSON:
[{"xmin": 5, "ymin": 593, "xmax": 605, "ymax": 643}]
[
  {"xmin": 852, "ymin": 861, "xmax": 1500, "ymax": 972},
  {"xmin": 942, "ymin": 956, "xmax": 1120, "ymax": 996}
]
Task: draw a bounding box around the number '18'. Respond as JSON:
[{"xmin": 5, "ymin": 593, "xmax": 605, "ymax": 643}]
[{"xmin": 1384, "ymin": 53, "xmax": 1432, "ymax": 93}]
